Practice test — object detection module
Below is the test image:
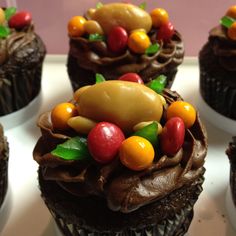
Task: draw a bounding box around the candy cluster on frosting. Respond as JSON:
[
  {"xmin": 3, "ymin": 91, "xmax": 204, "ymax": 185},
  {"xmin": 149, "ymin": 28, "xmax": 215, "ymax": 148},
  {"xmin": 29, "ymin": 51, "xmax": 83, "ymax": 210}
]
[
  {"xmin": 220, "ymin": 5, "xmax": 236, "ymax": 40},
  {"xmin": 49, "ymin": 73, "xmax": 196, "ymax": 171},
  {"xmin": 0, "ymin": 7, "xmax": 32, "ymax": 38},
  {"xmin": 67, "ymin": 2, "xmax": 175, "ymax": 55}
]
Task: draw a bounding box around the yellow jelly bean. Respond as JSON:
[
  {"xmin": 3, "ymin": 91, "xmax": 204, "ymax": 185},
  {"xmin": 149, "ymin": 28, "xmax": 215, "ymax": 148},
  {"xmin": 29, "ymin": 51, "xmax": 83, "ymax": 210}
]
[
  {"xmin": 0, "ymin": 8, "xmax": 5, "ymax": 25},
  {"xmin": 84, "ymin": 20, "xmax": 104, "ymax": 35},
  {"xmin": 128, "ymin": 31, "xmax": 151, "ymax": 54},
  {"xmin": 51, "ymin": 102, "xmax": 78, "ymax": 130},
  {"xmin": 119, "ymin": 136, "xmax": 154, "ymax": 171},
  {"xmin": 133, "ymin": 121, "xmax": 162, "ymax": 135},
  {"xmin": 150, "ymin": 8, "xmax": 169, "ymax": 28},
  {"xmin": 67, "ymin": 116, "xmax": 97, "ymax": 134},
  {"xmin": 166, "ymin": 101, "xmax": 196, "ymax": 128},
  {"xmin": 228, "ymin": 22, "xmax": 236, "ymax": 40},
  {"xmin": 74, "ymin": 85, "xmax": 91, "ymax": 102},
  {"xmin": 68, "ymin": 16, "xmax": 86, "ymax": 37}
]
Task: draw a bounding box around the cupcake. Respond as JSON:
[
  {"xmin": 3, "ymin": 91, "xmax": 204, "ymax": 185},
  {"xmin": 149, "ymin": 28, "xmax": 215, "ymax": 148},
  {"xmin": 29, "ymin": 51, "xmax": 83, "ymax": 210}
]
[
  {"xmin": 67, "ymin": 2, "xmax": 184, "ymax": 90},
  {"xmin": 225, "ymin": 136, "xmax": 236, "ymax": 230},
  {"xmin": 33, "ymin": 73, "xmax": 207, "ymax": 236},
  {"xmin": 199, "ymin": 5, "xmax": 236, "ymax": 120},
  {"xmin": 0, "ymin": 124, "xmax": 9, "ymax": 208},
  {"xmin": 0, "ymin": 7, "xmax": 46, "ymax": 116}
]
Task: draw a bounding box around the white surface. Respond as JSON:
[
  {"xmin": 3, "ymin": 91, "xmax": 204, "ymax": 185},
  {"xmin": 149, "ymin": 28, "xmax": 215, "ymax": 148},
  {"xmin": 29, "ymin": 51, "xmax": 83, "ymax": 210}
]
[{"xmin": 0, "ymin": 56, "xmax": 235, "ymax": 236}]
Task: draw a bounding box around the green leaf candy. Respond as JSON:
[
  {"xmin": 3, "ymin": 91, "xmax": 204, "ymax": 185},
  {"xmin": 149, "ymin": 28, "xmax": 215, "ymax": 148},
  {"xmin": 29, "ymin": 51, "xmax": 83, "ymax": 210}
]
[
  {"xmin": 95, "ymin": 73, "xmax": 106, "ymax": 83},
  {"xmin": 51, "ymin": 136, "xmax": 91, "ymax": 161},
  {"xmin": 96, "ymin": 2, "xmax": 103, "ymax": 9},
  {"xmin": 134, "ymin": 122, "xmax": 158, "ymax": 147},
  {"xmin": 145, "ymin": 43, "xmax": 160, "ymax": 55},
  {"xmin": 148, "ymin": 75, "xmax": 167, "ymax": 94},
  {"xmin": 220, "ymin": 16, "xmax": 236, "ymax": 28},
  {"xmin": 139, "ymin": 2, "xmax": 147, "ymax": 10},
  {"xmin": 0, "ymin": 25, "xmax": 10, "ymax": 38},
  {"xmin": 88, "ymin": 33, "xmax": 105, "ymax": 41},
  {"xmin": 5, "ymin": 7, "xmax": 16, "ymax": 21}
]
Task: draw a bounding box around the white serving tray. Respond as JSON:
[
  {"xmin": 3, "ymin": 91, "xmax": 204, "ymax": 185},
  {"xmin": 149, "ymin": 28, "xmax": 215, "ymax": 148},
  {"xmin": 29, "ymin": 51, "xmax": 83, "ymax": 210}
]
[{"xmin": 0, "ymin": 56, "xmax": 235, "ymax": 236}]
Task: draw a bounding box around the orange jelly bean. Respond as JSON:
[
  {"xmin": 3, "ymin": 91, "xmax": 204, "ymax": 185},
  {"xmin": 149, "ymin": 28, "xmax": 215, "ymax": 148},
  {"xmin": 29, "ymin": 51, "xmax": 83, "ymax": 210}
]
[
  {"xmin": 166, "ymin": 101, "xmax": 196, "ymax": 128},
  {"xmin": 68, "ymin": 16, "xmax": 86, "ymax": 37},
  {"xmin": 51, "ymin": 102, "xmax": 77, "ymax": 130},
  {"xmin": 128, "ymin": 31, "xmax": 151, "ymax": 54},
  {"xmin": 150, "ymin": 8, "xmax": 169, "ymax": 28},
  {"xmin": 226, "ymin": 5, "xmax": 236, "ymax": 19},
  {"xmin": 228, "ymin": 22, "xmax": 236, "ymax": 40},
  {"xmin": 119, "ymin": 136, "xmax": 154, "ymax": 171}
]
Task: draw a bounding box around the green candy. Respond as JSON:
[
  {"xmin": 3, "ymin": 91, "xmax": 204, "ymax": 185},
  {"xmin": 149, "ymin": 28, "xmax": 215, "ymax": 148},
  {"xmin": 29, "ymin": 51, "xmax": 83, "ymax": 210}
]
[
  {"xmin": 51, "ymin": 136, "xmax": 91, "ymax": 161},
  {"xmin": 147, "ymin": 75, "xmax": 167, "ymax": 94},
  {"xmin": 5, "ymin": 7, "xmax": 16, "ymax": 21},
  {"xmin": 95, "ymin": 73, "xmax": 106, "ymax": 83},
  {"xmin": 220, "ymin": 16, "xmax": 236, "ymax": 28},
  {"xmin": 88, "ymin": 33, "xmax": 105, "ymax": 41},
  {"xmin": 145, "ymin": 43, "xmax": 160, "ymax": 55},
  {"xmin": 134, "ymin": 122, "xmax": 158, "ymax": 147},
  {"xmin": 0, "ymin": 25, "xmax": 10, "ymax": 38}
]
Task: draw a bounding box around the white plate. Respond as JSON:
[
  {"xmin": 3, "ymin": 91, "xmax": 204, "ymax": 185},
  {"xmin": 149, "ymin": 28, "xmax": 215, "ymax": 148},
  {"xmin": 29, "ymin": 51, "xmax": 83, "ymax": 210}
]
[{"xmin": 0, "ymin": 56, "xmax": 235, "ymax": 236}]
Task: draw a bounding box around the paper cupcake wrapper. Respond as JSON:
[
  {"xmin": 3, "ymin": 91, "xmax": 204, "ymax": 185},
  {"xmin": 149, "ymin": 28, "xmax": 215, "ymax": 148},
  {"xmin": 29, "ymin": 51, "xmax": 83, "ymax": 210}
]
[
  {"xmin": 43, "ymin": 175, "xmax": 204, "ymax": 236},
  {"xmin": 230, "ymin": 164, "xmax": 236, "ymax": 207},
  {"xmin": 0, "ymin": 63, "xmax": 43, "ymax": 116},
  {"xmin": 0, "ymin": 154, "xmax": 8, "ymax": 207},
  {"xmin": 199, "ymin": 65, "xmax": 236, "ymax": 120}
]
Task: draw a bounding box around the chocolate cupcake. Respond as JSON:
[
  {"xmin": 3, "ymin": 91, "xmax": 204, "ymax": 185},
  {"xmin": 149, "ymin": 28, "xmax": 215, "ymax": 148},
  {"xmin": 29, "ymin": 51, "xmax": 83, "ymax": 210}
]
[
  {"xmin": 225, "ymin": 136, "xmax": 236, "ymax": 230},
  {"xmin": 0, "ymin": 7, "xmax": 46, "ymax": 116},
  {"xmin": 33, "ymin": 77, "xmax": 207, "ymax": 236},
  {"xmin": 0, "ymin": 124, "xmax": 9, "ymax": 208},
  {"xmin": 199, "ymin": 5, "xmax": 236, "ymax": 120},
  {"xmin": 67, "ymin": 3, "xmax": 184, "ymax": 90}
]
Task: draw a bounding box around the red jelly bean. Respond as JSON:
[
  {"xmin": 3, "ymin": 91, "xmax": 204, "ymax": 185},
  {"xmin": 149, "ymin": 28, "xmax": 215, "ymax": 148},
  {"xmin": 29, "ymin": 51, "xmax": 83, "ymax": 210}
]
[
  {"xmin": 160, "ymin": 117, "xmax": 185, "ymax": 156},
  {"xmin": 118, "ymin": 73, "xmax": 144, "ymax": 84},
  {"xmin": 88, "ymin": 122, "xmax": 125, "ymax": 164},
  {"xmin": 157, "ymin": 21, "xmax": 174, "ymax": 42},
  {"xmin": 9, "ymin": 11, "xmax": 32, "ymax": 30},
  {"xmin": 108, "ymin": 26, "xmax": 128, "ymax": 53}
]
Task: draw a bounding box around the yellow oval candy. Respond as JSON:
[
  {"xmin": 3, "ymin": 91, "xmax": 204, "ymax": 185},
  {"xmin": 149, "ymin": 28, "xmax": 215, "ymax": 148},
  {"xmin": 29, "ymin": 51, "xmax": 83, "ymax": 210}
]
[
  {"xmin": 77, "ymin": 81, "xmax": 163, "ymax": 133},
  {"xmin": 90, "ymin": 3, "xmax": 152, "ymax": 34}
]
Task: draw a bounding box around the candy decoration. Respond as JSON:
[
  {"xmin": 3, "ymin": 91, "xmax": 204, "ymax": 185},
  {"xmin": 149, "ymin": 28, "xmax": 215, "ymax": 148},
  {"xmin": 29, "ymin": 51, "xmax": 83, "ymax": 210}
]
[
  {"xmin": 67, "ymin": 116, "xmax": 97, "ymax": 134},
  {"xmin": 74, "ymin": 85, "xmax": 91, "ymax": 102},
  {"xmin": 0, "ymin": 25, "xmax": 10, "ymax": 38},
  {"xmin": 8, "ymin": 11, "xmax": 32, "ymax": 30},
  {"xmin": 160, "ymin": 117, "xmax": 185, "ymax": 156},
  {"xmin": 51, "ymin": 102, "xmax": 78, "ymax": 130},
  {"xmin": 118, "ymin": 73, "xmax": 144, "ymax": 84},
  {"xmin": 95, "ymin": 73, "xmax": 106, "ymax": 83},
  {"xmin": 228, "ymin": 22, "xmax": 236, "ymax": 40},
  {"xmin": 0, "ymin": 8, "xmax": 5, "ymax": 25},
  {"xmin": 88, "ymin": 122, "xmax": 125, "ymax": 164},
  {"xmin": 108, "ymin": 26, "xmax": 128, "ymax": 53},
  {"xmin": 134, "ymin": 121, "xmax": 158, "ymax": 146},
  {"xmin": 88, "ymin": 33, "xmax": 105, "ymax": 41},
  {"xmin": 167, "ymin": 101, "xmax": 196, "ymax": 128},
  {"xmin": 226, "ymin": 5, "xmax": 236, "ymax": 19},
  {"xmin": 51, "ymin": 136, "xmax": 91, "ymax": 161},
  {"xmin": 147, "ymin": 75, "xmax": 167, "ymax": 94},
  {"xmin": 128, "ymin": 31, "xmax": 151, "ymax": 54},
  {"xmin": 220, "ymin": 16, "xmax": 235, "ymax": 28},
  {"xmin": 150, "ymin": 8, "xmax": 169, "ymax": 28},
  {"xmin": 119, "ymin": 136, "xmax": 154, "ymax": 171},
  {"xmin": 157, "ymin": 21, "xmax": 174, "ymax": 42},
  {"xmin": 139, "ymin": 2, "xmax": 147, "ymax": 10},
  {"xmin": 96, "ymin": 2, "xmax": 103, "ymax": 9},
  {"xmin": 4, "ymin": 7, "xmax": 16, "ymax": 21},
  {"xmin": 145, "ymin": 43, "xmax": 160, "ymax": 55},
  {"xmin": 84, "ymin": 20, "xmax": 104, "ymax": 35},
  {"xmin": 68, "ymin": 16, "xmax": 86, "ymax": 37},
  {"xmin": 133, "ymin": 121, "xmax": 162, "ymax": 135}
]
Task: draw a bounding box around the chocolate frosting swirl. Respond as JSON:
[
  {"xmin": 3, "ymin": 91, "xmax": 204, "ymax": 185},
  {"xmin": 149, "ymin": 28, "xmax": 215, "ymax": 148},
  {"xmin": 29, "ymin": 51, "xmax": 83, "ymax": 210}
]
[
  {"xmin": 67, "ymin": 29, "xmax": 184, "ymax": 89},
  {"xmin": 226, "ymin": 136, "xmax": 236, "ymax": 164},
  {"xmin": 209, "ymin": 26, "xmax": 236, "ymax": 71},
  {"xmin": 33, "ymin": 89, "xmax": 207, "ymax": 213}
]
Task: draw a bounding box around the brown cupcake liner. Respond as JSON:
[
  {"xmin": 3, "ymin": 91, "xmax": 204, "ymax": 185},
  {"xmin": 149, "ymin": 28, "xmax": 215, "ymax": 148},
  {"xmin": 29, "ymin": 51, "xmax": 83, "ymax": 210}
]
[
  {"xmin": 230, "ymin": 164, "xmax": 236, "ymax": 207},
  {"xmin": 39, "ymin": 169, "xmax": 204, "ymax": 236},
  {"xmin": 0, "ymin": 63, "xmax": 43, "ymax": 116},
  {"xmin": 199, "ymin": 48, "xmax": 236, "ymax": 120},
  {"xmin": 0, "ymin": 140, "xmax": 9, "ymax": 207}
]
